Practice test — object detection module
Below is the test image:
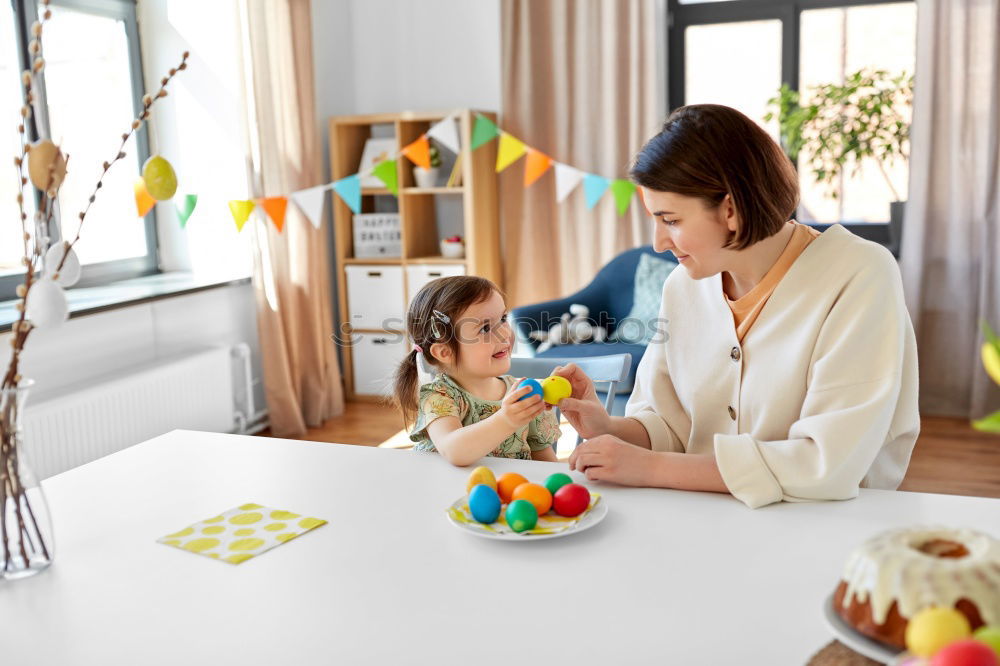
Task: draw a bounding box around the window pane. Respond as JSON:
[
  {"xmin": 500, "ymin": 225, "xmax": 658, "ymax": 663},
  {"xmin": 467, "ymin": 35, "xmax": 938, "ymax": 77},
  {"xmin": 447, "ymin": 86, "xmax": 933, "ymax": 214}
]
[
  {"xmin": 1, "ymin": 8, "xmax": 36, "ymax": 278},
  {"xmin": 685, "ymin": 20, "xmax": 783, "ymax": 139},
  {"xmin": 799, "ymin": 3, "xmax": 916, "ymax": 223},
  {"xmin": 42, "ymin": 7, "xmax": 148, "ymax": 265}
]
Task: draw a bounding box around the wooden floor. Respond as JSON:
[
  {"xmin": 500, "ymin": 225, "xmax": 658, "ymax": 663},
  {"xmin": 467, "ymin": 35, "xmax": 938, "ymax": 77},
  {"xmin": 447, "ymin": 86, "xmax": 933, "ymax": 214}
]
[{"xmin": 262, "ymin": 403, "xmax": 1000, "ymax": 500}]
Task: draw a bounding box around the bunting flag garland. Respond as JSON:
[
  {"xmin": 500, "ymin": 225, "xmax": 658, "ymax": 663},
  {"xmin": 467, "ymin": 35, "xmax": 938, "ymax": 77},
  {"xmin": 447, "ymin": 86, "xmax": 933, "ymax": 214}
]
[
  {"xmin": 471, "ymin": 114, "xmax": 500, "ymax": 150},
  {"xmin": 554, "ymin": 163, "xmax": 585, "ymax": 203},
  {"xmin": 523, "ymin": 148, "xmax": 552, "ymax": 187},
  {"xmin": 372, "ymin": 159, "xmax": 399, "ymax": 195},
  {"xmin": 401, "ymin": 136, "xmax": 432, "ymax": 170},
  {"xmin": 146, "ymin": 110, "xmax": 646, "ymax": 238},
  {"xmin": 583, "ymin": 174, "xmax": 610, "ymax": 210},
  {"xmin": 495, "ymin": 132, "xmax": 526, "ymax": 173},
  {"xmin": 134, "ymin": 179, "xmax": 156, "ymax": 217},
  {"xmin": 427, "ymin": 115, "xmax": 460, "ymax": 154},
  {"xmin": 290, "ymin": 184, "xmax": 328, "ymax": 229},
  {"xmin": 176, "ymin": 194, "xmax": 198, "ymax": 227},
  {"xmin": 260, "ymin": 196, "xmax": 289, "ymax": 233},
  {"xmin": 332, "ymin": 174, "xmax": 362, "ymax": 214},
  {"xmin": 228, "ymin": 200, "xmax": 255, "ymax": 232},
  {"xmin": 610, "ymin": 179, "xmax": 637, "ymax": 217}
]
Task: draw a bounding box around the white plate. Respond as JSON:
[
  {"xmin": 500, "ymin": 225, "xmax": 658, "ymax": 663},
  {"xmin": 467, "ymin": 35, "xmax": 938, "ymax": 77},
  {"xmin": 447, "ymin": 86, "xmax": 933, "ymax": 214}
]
[
  {"xmin": 822, "ymin": 593, "xmax": 905, "ymax": 665},
  {"xmin": 446, "ymin": 496, "xmax": 608, "ymax": 541}
]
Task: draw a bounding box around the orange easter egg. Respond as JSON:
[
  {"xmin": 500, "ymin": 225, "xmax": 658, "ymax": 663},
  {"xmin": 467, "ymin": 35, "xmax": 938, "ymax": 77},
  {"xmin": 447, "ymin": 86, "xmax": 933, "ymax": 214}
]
[
  {"xmin": 496, "ymin": 473, "xmax": 528, "ymax": 503},
  {"xmin": 511, "ymin": 482, "xmax": 553, "ymax": 515}
]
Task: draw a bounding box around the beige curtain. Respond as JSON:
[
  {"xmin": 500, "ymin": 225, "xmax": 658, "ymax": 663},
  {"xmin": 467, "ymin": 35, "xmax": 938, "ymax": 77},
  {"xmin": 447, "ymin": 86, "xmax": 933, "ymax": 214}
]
[
  {"xmin": 241, "ymin": 0, "xmax": 345, "ymax": 436},
  {"xmin": 500, "ymin": 0, "xmax": 664, "ymax": 307},
  {"xmin": 901, "ymin": 0, "xmax": 1000, "ymax": 418}
]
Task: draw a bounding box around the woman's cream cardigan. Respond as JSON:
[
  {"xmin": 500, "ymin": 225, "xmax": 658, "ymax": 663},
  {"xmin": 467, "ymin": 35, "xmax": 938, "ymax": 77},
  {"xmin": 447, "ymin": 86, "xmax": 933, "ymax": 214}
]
[{"xmin": 625, "ymin": 225, "xmax": 920, "ymax": 509}]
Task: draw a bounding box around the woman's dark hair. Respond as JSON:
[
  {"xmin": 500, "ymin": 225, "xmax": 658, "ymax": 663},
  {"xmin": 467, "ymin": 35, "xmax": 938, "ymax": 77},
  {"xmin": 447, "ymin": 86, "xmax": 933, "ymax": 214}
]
[
  {"xmin": 391, "ymin": 275, "xmax": 502, "ymax": 426},
  {"xmin": 630, "ymin": 104, "xmax": 799, "ymax": 250}
]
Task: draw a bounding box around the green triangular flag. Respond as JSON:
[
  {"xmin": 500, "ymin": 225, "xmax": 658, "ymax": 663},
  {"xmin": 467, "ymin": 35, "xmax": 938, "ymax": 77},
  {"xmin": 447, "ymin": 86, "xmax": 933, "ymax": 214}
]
[
  {"xmin": 973, "ymin": 409, "xmax": 1000, "ymax": 433},
  {"xmin": 610, "ymin": 180, "xmax": 636, "ymax": 217},
  {"xmin": 372, "ymin": 159, "xmax": 398, "ymax": 196},
  {"xmin": 471, "ymin": 114, "xmax": 500, "ymax": 150},
  {"xmin": 176, "ymin": 194, "xmax": 198, "ymax": 227}
]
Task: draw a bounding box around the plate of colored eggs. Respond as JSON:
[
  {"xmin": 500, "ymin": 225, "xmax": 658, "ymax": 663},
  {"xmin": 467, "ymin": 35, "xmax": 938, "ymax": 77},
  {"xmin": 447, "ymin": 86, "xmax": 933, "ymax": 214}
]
[{"xmin": 446, "ymin": 466, "xmax": 607, "ymax": 540}]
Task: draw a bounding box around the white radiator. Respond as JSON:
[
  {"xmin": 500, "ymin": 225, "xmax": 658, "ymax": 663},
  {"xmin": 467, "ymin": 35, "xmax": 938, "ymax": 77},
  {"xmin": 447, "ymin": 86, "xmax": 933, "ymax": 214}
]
[{"xmin": 22, "ymin": 346, "xmax": 242, "ymax": 480}]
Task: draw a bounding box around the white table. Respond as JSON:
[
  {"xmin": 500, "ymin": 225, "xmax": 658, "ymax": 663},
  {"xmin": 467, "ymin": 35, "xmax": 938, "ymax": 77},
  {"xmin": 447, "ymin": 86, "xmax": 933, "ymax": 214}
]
[{"xmin": 2, "ymin": 430, "xmax": 998, "ymax": 664}]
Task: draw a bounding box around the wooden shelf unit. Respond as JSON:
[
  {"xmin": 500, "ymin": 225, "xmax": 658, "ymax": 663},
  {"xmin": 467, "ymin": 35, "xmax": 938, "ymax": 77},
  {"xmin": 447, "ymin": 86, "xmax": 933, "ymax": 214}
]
[{"xmin": 329, "ymin": 109, "xmax": 501, "ymax": 401}]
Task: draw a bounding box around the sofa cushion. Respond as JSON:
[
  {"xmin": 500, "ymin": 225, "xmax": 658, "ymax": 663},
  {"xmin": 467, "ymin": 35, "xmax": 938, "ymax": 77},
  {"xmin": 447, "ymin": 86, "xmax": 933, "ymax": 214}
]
[
  {"xmin": 535, "ymin": 341, "xmax": 647, "ymax": 394},
  {"xmin": 609, "ymin": 253, "xmax": 676, "ymax": 345}
]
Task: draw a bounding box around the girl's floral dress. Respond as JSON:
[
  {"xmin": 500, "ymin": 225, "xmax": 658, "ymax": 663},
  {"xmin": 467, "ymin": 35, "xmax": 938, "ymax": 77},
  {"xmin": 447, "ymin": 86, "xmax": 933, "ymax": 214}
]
[{"xmin": 409, "ymin": 374, "xmax": 561, "ymax": 459}]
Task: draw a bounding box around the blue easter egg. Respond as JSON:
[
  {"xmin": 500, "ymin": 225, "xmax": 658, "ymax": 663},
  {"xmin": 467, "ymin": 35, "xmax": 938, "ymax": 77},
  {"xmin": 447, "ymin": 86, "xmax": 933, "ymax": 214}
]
[
  {"xmin": 517, "ymin": 378, "xmax": 543, "ymax": 402},
  {"xmin": 468, "ymin": 484, "xmax": 502, "ymax": 524}
]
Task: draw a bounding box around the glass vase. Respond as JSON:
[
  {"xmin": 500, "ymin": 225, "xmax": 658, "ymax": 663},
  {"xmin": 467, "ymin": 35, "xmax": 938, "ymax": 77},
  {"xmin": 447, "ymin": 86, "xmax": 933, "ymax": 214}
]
[{"xmin": 0, "ymin": 379, "xmax": 54, "ymax": 579}]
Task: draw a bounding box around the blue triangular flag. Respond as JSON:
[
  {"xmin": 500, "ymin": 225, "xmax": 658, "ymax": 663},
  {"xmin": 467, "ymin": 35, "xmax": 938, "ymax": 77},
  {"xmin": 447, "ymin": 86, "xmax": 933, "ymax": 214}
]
[
  {"xmin": 583, "ymin": 174, "xmax": 610, "ymax": 210},
  {"xmin": 332, "ymin": 174, "xmax": 362, "ymax": 214}
]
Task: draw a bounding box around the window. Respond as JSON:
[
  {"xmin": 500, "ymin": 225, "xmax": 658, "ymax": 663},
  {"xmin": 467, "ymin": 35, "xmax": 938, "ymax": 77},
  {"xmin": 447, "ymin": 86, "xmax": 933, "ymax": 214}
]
[
  {"xmin": 668, "ymin": 0, "xmax": 917, "ymax": 230},
  {"xmin": 0, "ymin": 0, "xmax": 157, "ymax": 301}
]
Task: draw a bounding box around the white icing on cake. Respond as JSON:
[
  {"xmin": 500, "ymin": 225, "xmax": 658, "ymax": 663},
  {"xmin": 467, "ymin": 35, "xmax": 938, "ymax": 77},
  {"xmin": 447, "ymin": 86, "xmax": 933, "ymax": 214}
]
[{"xmin": 840, "ymin": 526, "xmax": 1000, "ymax": 625}]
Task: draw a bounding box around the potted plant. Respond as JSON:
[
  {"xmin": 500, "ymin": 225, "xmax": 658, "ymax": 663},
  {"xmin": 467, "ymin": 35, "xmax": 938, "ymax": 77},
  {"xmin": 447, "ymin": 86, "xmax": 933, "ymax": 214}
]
[
  {"xmin": 765, "ymin": 69, "xmax": 913, "ymax": 255},
  {"xmin": 413, "ymin": 144, "xmax": 441, "ymax": 188}
]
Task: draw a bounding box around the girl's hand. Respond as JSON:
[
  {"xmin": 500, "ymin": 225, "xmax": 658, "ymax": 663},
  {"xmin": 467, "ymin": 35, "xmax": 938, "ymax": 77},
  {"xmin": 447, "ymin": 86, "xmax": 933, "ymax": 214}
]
[
  {"xmin": 497, "ymin": 379, "xmax": 544, "ymax": 430},
  {"xmin": 552, "ymin": 363, "xmax": 611, "ymax": 439},
  {"xmin": 567, "ymin": 435, "xmax": 656, "ymax": 486}
]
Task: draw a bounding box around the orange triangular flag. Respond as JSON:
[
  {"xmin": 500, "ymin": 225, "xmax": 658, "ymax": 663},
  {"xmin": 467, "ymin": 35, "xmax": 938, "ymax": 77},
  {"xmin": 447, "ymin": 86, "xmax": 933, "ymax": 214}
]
[
  {"xmin": 402, "ymin": 136, "xmax": 431, "ymax": 170},
  {"xmin": 259, "ymin": 196, "xmax": 288, "ymax": 233},
  {"xmin": 134, "ymin": 179, "xmax": 156, "ymax": 217},
  {"xmin": 523, "ymin": 148, "xmax": 552, "ymax": 187}
]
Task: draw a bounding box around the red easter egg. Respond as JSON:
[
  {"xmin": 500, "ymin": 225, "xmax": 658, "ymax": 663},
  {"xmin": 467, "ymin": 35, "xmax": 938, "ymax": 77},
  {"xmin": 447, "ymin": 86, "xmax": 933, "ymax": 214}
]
[
  {"xmin": 553, "ymin": 483, "xmax": 591, "ymax": 517},
  {"xmin": 932, "ymin": 640, "xmax": 999, "ymax": 666}
]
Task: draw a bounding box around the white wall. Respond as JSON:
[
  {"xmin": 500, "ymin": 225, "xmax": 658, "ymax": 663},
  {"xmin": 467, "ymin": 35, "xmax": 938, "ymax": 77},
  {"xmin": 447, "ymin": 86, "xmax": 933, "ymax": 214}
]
[
  {"xmin": 0, "ymin": 284, "xmax": 260, "ymax": 407},
  {"xmin": 312, "ymin": 0, "xmax": 502, "ymax": 119}
]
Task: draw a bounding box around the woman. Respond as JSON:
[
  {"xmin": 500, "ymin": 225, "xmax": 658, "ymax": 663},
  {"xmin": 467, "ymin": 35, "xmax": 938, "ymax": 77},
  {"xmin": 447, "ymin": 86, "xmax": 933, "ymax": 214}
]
[{"xmin": 556, "ymin": 104, "xmax": 919, "ymax": 509}]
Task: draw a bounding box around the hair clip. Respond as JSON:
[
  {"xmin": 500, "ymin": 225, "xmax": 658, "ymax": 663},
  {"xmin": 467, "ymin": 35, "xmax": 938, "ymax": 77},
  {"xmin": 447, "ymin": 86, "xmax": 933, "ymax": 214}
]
[{"xmin": 430, "ymin": 309, "xmax": 450, "ymax": 339}]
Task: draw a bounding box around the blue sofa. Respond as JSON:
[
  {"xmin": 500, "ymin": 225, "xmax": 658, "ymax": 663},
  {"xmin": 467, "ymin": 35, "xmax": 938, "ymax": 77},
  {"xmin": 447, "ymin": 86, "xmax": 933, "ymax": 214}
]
[{"xmin": 510, "ymin": 245, "xmax": 675, "ymax": 415}]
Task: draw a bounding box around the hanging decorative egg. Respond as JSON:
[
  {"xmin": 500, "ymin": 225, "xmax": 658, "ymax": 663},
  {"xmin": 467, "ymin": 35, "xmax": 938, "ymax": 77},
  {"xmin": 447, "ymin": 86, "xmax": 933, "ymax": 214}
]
[{"xmin": 142, "ymin": 155, "xmax": 177, "ymax": 201}]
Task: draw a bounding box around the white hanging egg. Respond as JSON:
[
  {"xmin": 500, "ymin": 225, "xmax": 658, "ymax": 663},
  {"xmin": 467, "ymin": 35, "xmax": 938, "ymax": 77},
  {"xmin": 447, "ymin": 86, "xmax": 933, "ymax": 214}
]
[
  {"xmin": 44, "ymin": 243, "xmax": 81, "ymax": 287},
  {"xmin": 25, "ymin": 278, "xmax": 68, "ymax": 329}
]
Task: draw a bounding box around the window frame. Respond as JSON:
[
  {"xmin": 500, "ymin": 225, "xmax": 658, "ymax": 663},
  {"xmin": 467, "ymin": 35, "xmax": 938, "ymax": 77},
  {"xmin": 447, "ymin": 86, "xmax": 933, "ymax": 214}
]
[
  {"xmin": 0, "ymin": 0, "xmax": 158, "ymax": 302},
  {"xmin": 666, "ymin": 0, "xmax": 916, "ymax": 245}
]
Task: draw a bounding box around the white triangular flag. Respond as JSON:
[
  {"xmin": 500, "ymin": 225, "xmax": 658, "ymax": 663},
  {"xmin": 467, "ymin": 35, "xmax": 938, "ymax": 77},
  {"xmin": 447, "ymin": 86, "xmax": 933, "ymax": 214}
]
[
  {"xmin": 290, "ymin": 184, "xmax": 329, "ymax": 229},
  {"xmin": 555, "ymin": 162, "xmax": 585, "ymax": 203},
  {"xmin": 427, "ymin": 115, "xmax": 461, "ymax": 154}
]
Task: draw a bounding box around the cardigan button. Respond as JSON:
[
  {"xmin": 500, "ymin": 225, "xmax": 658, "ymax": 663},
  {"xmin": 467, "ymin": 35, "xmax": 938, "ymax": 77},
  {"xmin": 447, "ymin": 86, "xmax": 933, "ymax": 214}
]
[
  {"xmin": 730, "ymin": 346, "xmax": 741, "ymax": 362},
  {"xmin": 728, "ymin": 406, "xmax": 736, "ymax": 421}
]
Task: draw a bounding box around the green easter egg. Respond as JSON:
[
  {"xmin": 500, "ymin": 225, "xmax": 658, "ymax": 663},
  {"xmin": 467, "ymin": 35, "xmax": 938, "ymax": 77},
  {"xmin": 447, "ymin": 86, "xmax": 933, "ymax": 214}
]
[
  {"xmin": 506, "ymin": 499, "xmax": 538, "ymax": 533},
  {"xmin": 544, "ymin": 472, "xmax": 573, "ymax": 496}
]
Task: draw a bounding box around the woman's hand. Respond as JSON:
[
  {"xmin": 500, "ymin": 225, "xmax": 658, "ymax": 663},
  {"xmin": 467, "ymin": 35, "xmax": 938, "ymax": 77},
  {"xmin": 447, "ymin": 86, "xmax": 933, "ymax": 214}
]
[
  {"xmin": 552, "ymin": 363, "xmax": 611, "ymax": 439},
  {"xmin": 496, "ymin": 379, "xmax": 544, "ymax": 430},
  {"xmin": 567, "ymin": 435, "xmax": 657, "ymax": 486}
]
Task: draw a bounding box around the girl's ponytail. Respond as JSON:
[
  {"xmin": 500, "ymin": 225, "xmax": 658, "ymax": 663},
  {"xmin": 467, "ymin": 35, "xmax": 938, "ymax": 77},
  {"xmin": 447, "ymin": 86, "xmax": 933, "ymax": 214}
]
[{"xmin": 392, "ymin": 348, "xmax": 421, "ymax": 426}]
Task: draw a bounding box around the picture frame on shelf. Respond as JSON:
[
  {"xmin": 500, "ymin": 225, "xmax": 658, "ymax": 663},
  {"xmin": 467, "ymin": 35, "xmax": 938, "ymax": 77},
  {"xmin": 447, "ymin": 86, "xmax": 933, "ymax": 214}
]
[{"xmin": 358, "ymin": 137, "xmax": 397, "ymax": 188}]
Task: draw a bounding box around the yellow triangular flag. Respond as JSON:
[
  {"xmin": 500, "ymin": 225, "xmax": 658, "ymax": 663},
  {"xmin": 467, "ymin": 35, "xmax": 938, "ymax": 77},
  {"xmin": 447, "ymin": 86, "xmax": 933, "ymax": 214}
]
[
  {"xmin": 228, "ymin": 200, "xmax": 255, "ymax": 232},
  {"xmin": 496, "ymin": 132, "xmax": 527, "ymax": 173}
]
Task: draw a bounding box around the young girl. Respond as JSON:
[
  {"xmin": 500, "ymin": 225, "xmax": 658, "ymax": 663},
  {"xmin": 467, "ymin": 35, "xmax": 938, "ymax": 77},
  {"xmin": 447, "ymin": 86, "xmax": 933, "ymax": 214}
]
[{"xmin": 393, "ymin": 276, "xmax": 560, "ymax": 466}]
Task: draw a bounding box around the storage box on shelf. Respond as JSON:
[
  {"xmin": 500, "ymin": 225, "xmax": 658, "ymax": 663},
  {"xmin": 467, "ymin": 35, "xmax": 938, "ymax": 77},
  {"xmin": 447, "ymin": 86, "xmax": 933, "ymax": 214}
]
[{"xmin": 329, "ymin": 110, "xmax": 501, "ymax": 400}]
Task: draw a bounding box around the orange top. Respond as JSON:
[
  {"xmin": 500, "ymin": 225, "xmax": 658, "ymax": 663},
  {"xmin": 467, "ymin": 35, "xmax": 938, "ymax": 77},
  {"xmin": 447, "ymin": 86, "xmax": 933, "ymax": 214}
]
[{"xmin": 726, "ymin": 222, "xmax": 821, "ymax": 342}]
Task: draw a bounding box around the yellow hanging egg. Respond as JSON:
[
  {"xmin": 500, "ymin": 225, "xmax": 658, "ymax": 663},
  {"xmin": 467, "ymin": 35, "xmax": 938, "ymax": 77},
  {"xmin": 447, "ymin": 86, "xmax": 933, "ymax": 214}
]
[
  {"xmin": 983, "ymin": 342, "xmax": 1000, "ymax": 386},
  {"xmin": 142, "ymin": 155, "xmax": 177, "ymax": 200}
]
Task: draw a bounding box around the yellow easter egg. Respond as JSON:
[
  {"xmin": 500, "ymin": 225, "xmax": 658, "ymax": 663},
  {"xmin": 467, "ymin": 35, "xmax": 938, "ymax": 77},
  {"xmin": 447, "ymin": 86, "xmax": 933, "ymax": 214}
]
[
  {"xmin": 466, "ymin": 465, "xmax": 497, "ymax": 494},
  {"xmin": 905, "ymin": 607, "xmax": 972, "ymax": 658},
  {"xmin": 541, "ymin": 375, "xmax": 572, "ymax": 405},
  {"xmin": 142, "ymin": 155, "xmax": 177, "ymax": 200},
  {"xmin": 983, "ymin": 342, "xmax": 1000, "ymax": 386}
]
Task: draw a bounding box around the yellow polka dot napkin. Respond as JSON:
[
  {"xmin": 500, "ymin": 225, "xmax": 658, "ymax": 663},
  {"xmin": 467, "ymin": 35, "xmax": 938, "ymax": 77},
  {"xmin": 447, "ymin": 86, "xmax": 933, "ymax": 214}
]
[{"xmin": 157, "ymin": 503, "xmax": 327, "ymax": 565}]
